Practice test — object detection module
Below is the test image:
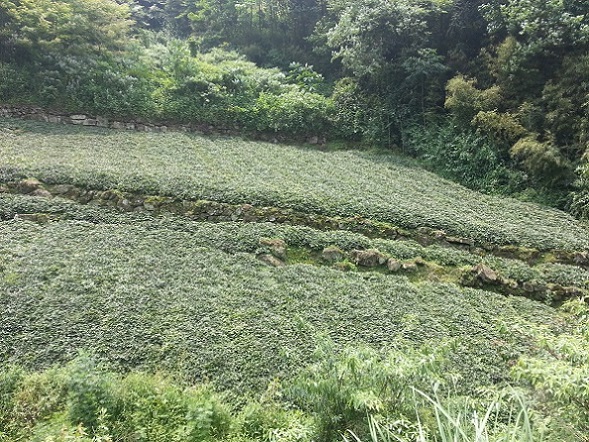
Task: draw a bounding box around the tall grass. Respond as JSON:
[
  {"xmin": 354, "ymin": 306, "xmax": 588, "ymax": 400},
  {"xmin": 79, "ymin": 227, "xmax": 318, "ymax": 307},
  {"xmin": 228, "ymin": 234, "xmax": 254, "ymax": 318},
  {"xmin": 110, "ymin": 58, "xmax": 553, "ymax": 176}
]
[{"xmin": 344, "ymin": 389, "xmax": 541, "ymax": 442}]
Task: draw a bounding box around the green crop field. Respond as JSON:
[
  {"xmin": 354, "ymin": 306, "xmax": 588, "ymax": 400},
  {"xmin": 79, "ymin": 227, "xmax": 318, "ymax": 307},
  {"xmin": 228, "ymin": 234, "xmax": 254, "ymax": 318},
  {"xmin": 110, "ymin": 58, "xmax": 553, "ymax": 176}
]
[
  {"xmin": 0, "ymin": 200, "xmax": 569, "ymax": 393},
  {"xmin": 1, "ymin": 119, "xmax": 589, "ymax": 441},
  {"xmin": 1, "ymin": 119, "xmax": 588, "ymax": 251}
]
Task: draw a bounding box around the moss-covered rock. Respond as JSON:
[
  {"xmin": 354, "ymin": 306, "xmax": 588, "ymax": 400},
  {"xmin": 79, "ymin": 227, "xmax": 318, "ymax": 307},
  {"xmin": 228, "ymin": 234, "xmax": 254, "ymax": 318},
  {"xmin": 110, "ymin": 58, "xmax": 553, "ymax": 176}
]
[{"xmin": 351, "ymin": 249, "xmax": 388, "ymax": 267}]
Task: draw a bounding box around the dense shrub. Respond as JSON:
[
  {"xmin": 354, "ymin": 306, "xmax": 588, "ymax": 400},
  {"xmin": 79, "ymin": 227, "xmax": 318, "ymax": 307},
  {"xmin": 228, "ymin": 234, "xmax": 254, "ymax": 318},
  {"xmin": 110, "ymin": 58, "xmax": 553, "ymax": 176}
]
[
  {"xmin": 512, "ymin": 298, "xmax": 589, "ymax": 440},
  {"xmin": 471, "ymin": 111, "xmax": 527, "ymax": 147},
  {"xmin": 510, "ymin": 136, "xmax": 573, "ymax": 188},
  {"xmin": 402, "ymin": 123, "xmax": 524, "ymax": 194},
  {"xmin": 329, "ymin": 78, "xmax": 385, "ymax": 142},
  {"xmin": 0, "ymin": 356, "xmax": 232, "ymax": 442},
  {"xmin": 59, "ymin": 54, "xmax": 155, "ymax": 118},
  {"xmin": 0, "ymin": 63, "xmax": 31, "ymax": 102},
  {"xmin": 238, "ymin": 395, "xmax": 317, "ymax": 442},
  {"xmin": 286, "ymin": 342, "xmax": 450, "ymax": 441},
  {"xmin": 250, "ymin": 89, "xmax": 333, "ymax": 135},
  {"xmin": 444, "ymin": 76, "xmax": 502, "ymax": 127},
  {"xmin": 0, "ymin": 29, "xmax": 332, "ymax": 137}
]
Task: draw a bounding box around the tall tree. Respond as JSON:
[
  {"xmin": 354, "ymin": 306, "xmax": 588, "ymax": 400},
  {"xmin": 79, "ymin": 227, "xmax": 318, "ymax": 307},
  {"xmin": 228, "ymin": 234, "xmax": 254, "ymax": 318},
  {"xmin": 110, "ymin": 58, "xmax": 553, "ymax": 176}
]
[{"xmin": 0, "ymin": 0, "xmax": 132, "ymax": 58}]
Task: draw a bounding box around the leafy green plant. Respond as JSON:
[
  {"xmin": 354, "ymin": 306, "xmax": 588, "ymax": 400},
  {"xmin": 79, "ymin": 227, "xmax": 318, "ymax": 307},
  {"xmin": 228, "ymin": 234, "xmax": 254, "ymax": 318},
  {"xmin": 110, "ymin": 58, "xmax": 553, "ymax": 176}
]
[
  {"xmin": 0, "ymin": 358, "xmax": 233, "ymax": 441},
  {"xmin": 510, "ymin": 136, "xmax": 573, "ymax": 188},
  {"xmin": 251, "ymin": 89, "xmax": 333, "ymax": 135},
  {"xmin": 344, "ymin": 390, "xmax": 542, "ymax": 442},
  {"xmin": 402, "ymin": 122, "xmax": 522, "ymax": 194},
  {"xmin": 286, "ymin": 342, "xmax": 450, "ymax": 441},
  {"xmin": 444, "ymin": 76, "xmax": 502, "ymax": 127},
  {"xmin": 238, "ymin": 390, "xmax": 317, "ymax": 442},
  {"xmin": 511, "ymin": 298, "xmax": 589, "ymax": 438},
  {"xmin": 471, "ymin": 111, "xmax": 527, "ymax": 147}
]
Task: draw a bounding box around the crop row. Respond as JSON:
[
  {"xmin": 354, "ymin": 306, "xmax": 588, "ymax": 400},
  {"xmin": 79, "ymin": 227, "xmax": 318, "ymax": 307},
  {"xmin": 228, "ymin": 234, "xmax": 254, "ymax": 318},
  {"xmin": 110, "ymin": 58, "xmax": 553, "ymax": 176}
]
[
  {"xmin": 2, "ymin": 193, "xmax": 588, "ymax": 294},
  {"xmin": 1, "ymin": 119, "xmax": 588, "ymax": 251}
]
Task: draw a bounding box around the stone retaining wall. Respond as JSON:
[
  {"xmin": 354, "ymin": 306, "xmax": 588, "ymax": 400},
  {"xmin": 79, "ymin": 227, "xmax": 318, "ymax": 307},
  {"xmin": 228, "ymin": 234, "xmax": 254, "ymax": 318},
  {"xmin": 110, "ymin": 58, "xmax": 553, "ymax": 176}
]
[
  {"xmin": 0, "ymin": 105, "xmax": 177, "ymax": 133},
  {"xmin": 0, "ymin": 105, "xmax": 324, "ymax": 144}
]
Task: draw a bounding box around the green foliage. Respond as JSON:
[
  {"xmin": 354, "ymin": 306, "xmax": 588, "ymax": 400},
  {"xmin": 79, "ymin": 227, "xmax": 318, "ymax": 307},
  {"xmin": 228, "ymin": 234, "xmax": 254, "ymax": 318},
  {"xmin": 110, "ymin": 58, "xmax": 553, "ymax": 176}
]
[
  {"xmin": 471, "ymin": 111, "xmax": 527, "ymax": 147},
  {"xmin": 542, "ymin": 53, "xmax": 589, "ymax": 148},
  {"xmin": 0, "ymin": 365, "xmax": 25, "ymax": 434},
  {"xmin": 484, "ymin": 36, "xmax": 544, "ymax": 104},
  {"xmin": 115, "ymin": 373, "xmax": 232, "ymax": 441},
  {"xmin": 0, "ymin": 62, "xmax": 31, "ymax": 102},
  {"xmin": 251, "ymin": 89, "xmax": 333, "ymax": 134},
  {"xmin": 64, "ymin": 54, "xmax": 155, "ymax": 118},
  {"xmin": 0, "ymin": 357, "xmax": 233, "ymax": 441},
  {"xmin": 482, "ymin": 0, "xmax": 589, "ymax": 53},
  {"xmin": 510, "ymin": 137, "xmax": 573, "ymax": 188},
  {"xmin": 144, "ymin": 42, "xmax": 332, "ymax": 133},
  {"xmin": 320, "ymin": 0, "xmax": 453, "ymax": 144},
  {"xmin": 468, "ymin": 1, "xmax": 589, "ymax": 204},
  {"xmin": 238, "ymin": 394, "xmax": 317, "ymax": 442},
  {"xmin": 444, "ymin": 76, "xmax": 502, "ymax": 127},
  {"xmin": 287, "ymin": 343, "xmax": 450, "ymax": 440},
  {"xmin": 0, "ymin": 0, "xmax": 132, "ymax": 58},
  {"xmin": 63, "ymin": 356, "xmax": 121, "ymax": 433},
  {"xmin": 325, "ymin": 0, "xmax": 450, "ymax": 78},
  {"xmin": 2, "ymin": 119, "xmax": 588, "ymax": 250},
  {"xmin": 571, "ymin": 157, "xmax": 589, "ymax": 221},
  {"xmin": 0, "ymin": 26, "xmax": 332, "ymax": 136},
  {"xmin": 346, "ymin": 390, "xmax": 542, "ymax": 442},
  {"xmin": 511, "ymin": 298, "xmax": 589, "ymax": 439},
  {"xmin": 329, "ymin": 78, "xmax": 380, "ymax": 141},
  {"xmin": 0, "ymin": 204, "xmax": 568, "ymax": 398},
  {"xmin": 402, "ymin": 122, "xmax": 522, "ymax": 194},
  {"xmin": 3, "ymin": 364, "xmax": 71, "ymax": 433},
  {"xmin": 286, "ymin": 62, "xmax": 328, "ymax": 94}
]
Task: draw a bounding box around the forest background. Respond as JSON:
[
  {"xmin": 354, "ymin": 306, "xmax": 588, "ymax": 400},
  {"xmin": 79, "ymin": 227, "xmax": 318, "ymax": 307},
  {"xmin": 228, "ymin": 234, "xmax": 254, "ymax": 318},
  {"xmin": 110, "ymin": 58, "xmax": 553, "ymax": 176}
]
[{"xmin": 1, "ymin": 0, "xmax": 589, "ymax": 215}]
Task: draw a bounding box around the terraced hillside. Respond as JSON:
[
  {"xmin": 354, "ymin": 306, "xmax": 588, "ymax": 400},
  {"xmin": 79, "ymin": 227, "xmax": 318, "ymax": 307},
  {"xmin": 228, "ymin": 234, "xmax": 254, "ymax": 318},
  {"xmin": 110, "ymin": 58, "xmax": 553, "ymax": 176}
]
[
  {"xmin": 1, "ymin": 119, "xmax": 588, "ymax": 251},
  {"xmin": 1, "ymin": 118, "xmax": 588, "ymax": 441}
]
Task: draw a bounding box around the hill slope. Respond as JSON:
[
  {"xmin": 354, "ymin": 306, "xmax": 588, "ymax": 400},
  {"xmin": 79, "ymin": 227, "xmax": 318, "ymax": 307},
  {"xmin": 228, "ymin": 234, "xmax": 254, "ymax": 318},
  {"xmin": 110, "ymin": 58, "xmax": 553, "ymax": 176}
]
[
  {"xmin": 1, "ymin": 119, "xmax": 588, "ymax": 251},
  {"xmin": 1, "ymin": 119, "xmax": 588, "ymax": 440}
]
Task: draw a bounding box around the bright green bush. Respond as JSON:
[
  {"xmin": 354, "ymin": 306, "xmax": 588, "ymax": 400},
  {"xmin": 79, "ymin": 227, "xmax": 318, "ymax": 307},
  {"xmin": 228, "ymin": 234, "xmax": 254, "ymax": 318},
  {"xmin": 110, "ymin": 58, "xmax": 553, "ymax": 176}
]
[
  {"xmin": 510, "ymin": 136, "xmax": 573, "ymax": 188},
  {"xmin": 251, "ymin": 89, "xmax": 333, "ymax": 135},
  {"xmin": 0, "ymin": 365, "xmax": 25, "ymax": 435},
  {"xmin": 346, "ymin": 390, "xmax": 542, "ymax": 442},
  {"xmin": 285, "ymin": 62, "xmax": 329, "ymax": 95},
  {"xmin": 0, "ymin": 357, "xmax": 233, "ymax": 442},
  {"xmin": 471, "ymin": 111, "xmax": 527, "ymax": 147},
  {"xmin": 444, "ymin": 76, "xmax": 502, "ymax": 127},
  {"xmin": 238, "ymin": 396, "xmax": 317, "ymax": 442},
  {"xmin": 1, "ymin": 23, "xmax": 334, "ymax": 137},
  {"xmin": 511, "ymin": 298, "xmax": 589, "ymax": 438},
  {"xmin": 140, "ymin": 42, "xmax": 333, "ymax": 134},
  {"xmin": 116, "ymin": 373, "xmax": 232, "ymax": 441},
  {"xmin": 286, "ymin": 342, "xmax": 451, "ymax": 440},
  {"xmin": 64, "ymin": 54, "xmax": 155, "ymax": 118}
]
